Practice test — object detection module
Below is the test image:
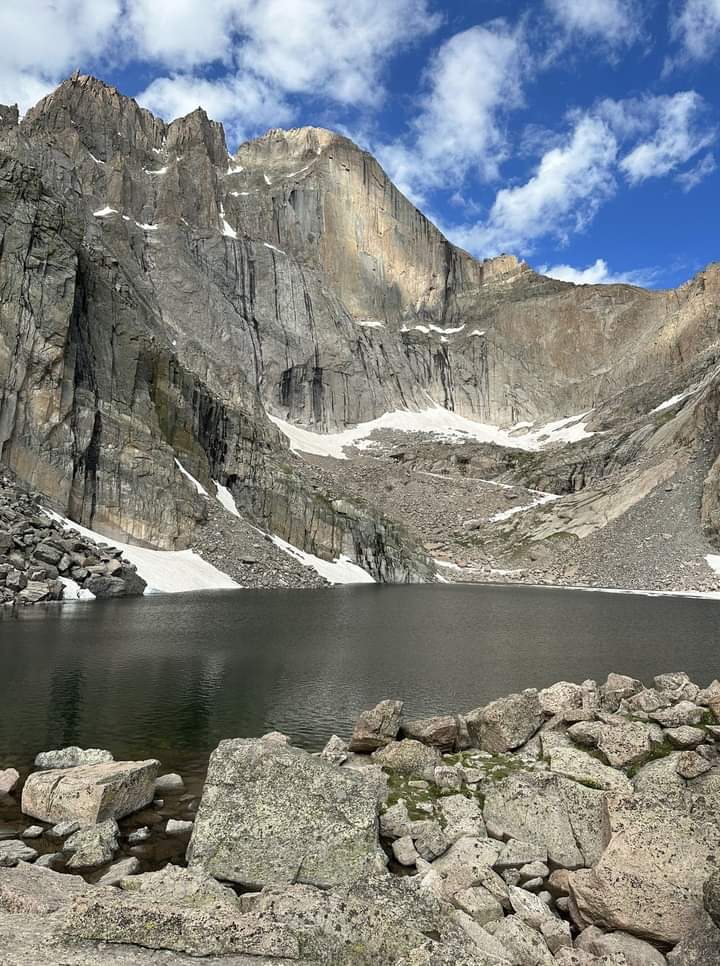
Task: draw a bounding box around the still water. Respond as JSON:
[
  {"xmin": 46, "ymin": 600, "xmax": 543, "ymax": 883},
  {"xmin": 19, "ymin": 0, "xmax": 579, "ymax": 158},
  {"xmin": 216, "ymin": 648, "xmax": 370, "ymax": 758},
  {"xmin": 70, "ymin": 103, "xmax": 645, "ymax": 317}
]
[{"xmin": 1, "ymin": 584, "xmax": 719, "ymax": 778}]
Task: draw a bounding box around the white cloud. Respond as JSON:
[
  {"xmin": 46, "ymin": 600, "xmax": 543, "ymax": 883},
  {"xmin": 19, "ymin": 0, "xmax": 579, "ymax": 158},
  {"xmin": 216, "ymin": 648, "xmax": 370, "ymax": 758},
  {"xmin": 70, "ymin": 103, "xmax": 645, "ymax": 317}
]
[
  {"xmin": 0, "ymin": 0, "xmax": 120, "ymax": 111},
  {"xmin": 377, "ymin": 21, "xmax": 528, "ymax": 198},
  {"xmin": 544, "ymin": 0, "xmax": 642, "ymax": 46},
  {"xmin": 619, "ymin": 90, "xmax": 715, "ymax": 184},
  {"xmin": 124, "ymin": 0, "xmax": 239, "ymax": 68},
  {"xmin": 539, "ymin": 258, "xmax": 656, "ymax": 285},
  {"xmin": 676, "ymin": 152, "xmax": 717, "ymax": 191},
  {"xmin": 451, "ymin": 115, "xmax": 617, "ymax": 257},
  {"xmin": 670, "ymin": 0, "xmax": 720, "ymax": 62}
]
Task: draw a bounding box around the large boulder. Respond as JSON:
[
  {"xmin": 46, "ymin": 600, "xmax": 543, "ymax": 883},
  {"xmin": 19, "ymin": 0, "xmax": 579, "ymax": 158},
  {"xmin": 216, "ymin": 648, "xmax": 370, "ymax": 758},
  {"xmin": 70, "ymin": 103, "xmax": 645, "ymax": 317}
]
[
  {"xmin": 400, "ymin": 715, "xmax": 460, "ymax": 752},
  {"xmin": 597, "ymin": 719, "xmax": 657, "ymax": 769},
  {"xmin": 349, "ymin": 699, "xmax": 404, "ymax": 752},
  {"xmin": 539, "ymin": 681, "xmax": 584, "ymax": 716},
  {"xmin": 466, "ymin": 690, "xmax": 543, "ymax": 753},
  {"xmin": 21, "ymin": 759, "xmax": 159, "ymax": 824},
  {"xmin": 549, "ymin": 746, "xmax": 633, "ymax": 793},
  {"xmin": 63, "ymin": 819, "xmax": 119, "ymax": 869},
  {"xmin": 34, "ymin": 746, "xmax": 113, "ymax": 769},
  {"xmin": 568, "ymin": 789, "xmax": 720, "ymax": 944},
  {"xmin": 372, "ymin": 739, "xmax": 442, "ymax": 777},
  {"xmin": 483, "ymin": 771, "xmax": 606, "ymax": 869},
  {"xmin": 576, "ymin": 926, "xmax": 667, "ymax": 965},
  {"xmin": 187, "ymin": 735, "xmax": 380, "ymax": 889}
]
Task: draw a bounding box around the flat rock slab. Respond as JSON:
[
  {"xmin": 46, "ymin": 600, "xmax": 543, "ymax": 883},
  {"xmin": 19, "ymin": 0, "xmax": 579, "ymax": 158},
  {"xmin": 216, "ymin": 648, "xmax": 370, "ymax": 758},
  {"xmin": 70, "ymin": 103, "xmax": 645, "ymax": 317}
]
[
  {"xmin": 21, "ymin": 759, "xmax": 159, "ymax": 825},
  {"xmin": 187, "ymin": 735, "xmax": 380, "ymax": 889}
]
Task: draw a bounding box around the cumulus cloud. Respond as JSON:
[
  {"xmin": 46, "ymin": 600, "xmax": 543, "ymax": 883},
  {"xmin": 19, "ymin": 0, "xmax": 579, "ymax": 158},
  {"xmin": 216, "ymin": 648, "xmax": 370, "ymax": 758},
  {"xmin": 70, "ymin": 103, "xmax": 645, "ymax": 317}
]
[
  {"xmin": 0, "ymin": 0, "xmax": 120, "ymax": 111},
  {"xmin": 669, "ymin": 0, "xmax": 720, "ymax": 63},
  {"xmin": 538, "ymin": 258, "xmax": 657, "ymax": 285},
  {"xmin": 544, "ymin": 0, "xmax": 643, "ymax": 46},
  {"xmin": 450, "ymin": 115, "xmax": 617, "ymax": 257},
  {"xmin": 618, "ymin": 91, "xmax": 715, "ymax": 184},
  {"xmin": 377, "ymin": 21, "xmax": 528, "ymax": 199}
]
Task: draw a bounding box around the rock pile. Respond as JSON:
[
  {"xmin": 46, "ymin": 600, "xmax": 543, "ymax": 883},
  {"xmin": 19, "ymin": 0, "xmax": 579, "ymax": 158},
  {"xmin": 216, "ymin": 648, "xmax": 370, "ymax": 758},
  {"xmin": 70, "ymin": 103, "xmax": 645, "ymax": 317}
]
[
  {"xmin": 0, "ymin": 671, "xmax": 719, "ymax": 963},
  {"xmin": 0, "ymin": 474, "xmax": 146, "ymax": 606}
]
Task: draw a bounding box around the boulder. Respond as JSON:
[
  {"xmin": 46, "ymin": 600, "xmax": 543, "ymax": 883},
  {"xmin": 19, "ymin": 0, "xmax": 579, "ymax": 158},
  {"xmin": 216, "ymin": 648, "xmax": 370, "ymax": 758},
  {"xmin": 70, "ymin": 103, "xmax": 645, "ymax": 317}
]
[
  {"xmin": 0, "ymin": 862, "xmax": 92, "ymax": 913},
  {"xmin": 400, "ymin": 715, "xmax": 460, "ymax": 752},
  {"xmin": 648, "ymin": 702, "xmax": 705, "ymax": 728},
  {"xmin": 495, "ymin": 839, "xmax": 548, "ymax": 871},
  {"xmin": 665, "ymin": 726, "xmax": 705, "ymax": 749},
  {"xmin": 490, "ymin": 914, "xmax": 555, "ymax": 965},
  {"xmin": 187, "ymin": 735, "xmax": 379, "ymax": 889},
  {"xmin": 666, "ymin": 913, "xmax": 720, "ymax": 965},
  {"xmin": 349, "ymin": 699, "xmax": 403, "ymax": 752},
  {"xmin": 483, "ymin": 771, "xmax": 606, "ymax": 869},
  {"xmin": 165, "ymin": 818, "xmax": 193, "ymax": 835},
  {"xmin": 539, "ymin": 681, "xmax": 584, "ymax": 716},
  {"xmin": 454, "ymin": 885, "xmax": 505, "ymax": 926},
  {"xmin": 63, "ymin": 818, "xmax": 119, "ymax": 868},
  {"xmin": 96, "ymin": 855, "xmax": 141, "ymax": 885},
  {"xmin": 436, "ymin": 793, "xmax": 486, "ymax": 842},
  {"xmin": 392, "ymin": 835, "xmax": 419, "ymax": 866},
  {"xmin": 568, "ymin": 721, "xmax": 604, "ymax": 748},
  {"xmin": 576, "ymin": 925, "xmax": 667, "ymax": 966},
  {"xmin": 33, "ymin": 746, "xmax": 114, "ymax": 770},
  {"xmin": 430, "ymin": 836, "xmax": 501, "ymax": 896},
  {"xmin": 597, "ymin": 720, "xmax": 656, "ymax": 769},
  {"xmin": 466, "ymin": 690, "xmax": 544, "ymax": 753},
  {"xmin": 568, "ymin": 790, "xmax": 720, "ymax": 943},
  {"xmin": 321, "ymin": 734, "xmax": 349, "ymax": 764},
  {"xmin": 676, "ymin": 751, "xmax": 712, "ymax": 779},
  {"xmin": 0, "ymin": 839, "xmax": 38, "ymax": 866},
  {"xmin": 372, "ymin": 739, "xmax": 442, "ymax": 777},
  {"xmin": 600, "ymin": 674, "xmax": 643, "ymax": 711},
  {"xmin": 549, "ymin": 746, "xmax": 633, "ymax": 792},
  {"xmin": 0, "ymin": 767, "xmax": 19, "ymax": 794},
  {"xmin": 154, "ymin": 772, "xmax": 184, "ymax": 793},
  {"xmin": 21, "ymin": 759, "xmax": 159, "ymax": 824}
]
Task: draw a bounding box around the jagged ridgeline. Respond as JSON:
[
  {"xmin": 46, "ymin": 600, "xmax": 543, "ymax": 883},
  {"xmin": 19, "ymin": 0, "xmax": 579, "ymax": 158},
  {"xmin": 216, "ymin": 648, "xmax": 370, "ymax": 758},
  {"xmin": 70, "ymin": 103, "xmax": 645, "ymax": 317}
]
[{"xmin": 1, "ymin": 74, "xmax": 719, "ymax": 580}]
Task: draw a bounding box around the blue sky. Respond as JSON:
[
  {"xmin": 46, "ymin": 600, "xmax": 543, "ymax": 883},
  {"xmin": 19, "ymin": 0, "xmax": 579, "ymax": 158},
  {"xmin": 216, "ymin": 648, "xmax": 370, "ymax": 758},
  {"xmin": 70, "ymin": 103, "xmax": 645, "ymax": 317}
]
[{"xmin": 1, "ymin": 1, "xmax": 718, "ymax": 288}]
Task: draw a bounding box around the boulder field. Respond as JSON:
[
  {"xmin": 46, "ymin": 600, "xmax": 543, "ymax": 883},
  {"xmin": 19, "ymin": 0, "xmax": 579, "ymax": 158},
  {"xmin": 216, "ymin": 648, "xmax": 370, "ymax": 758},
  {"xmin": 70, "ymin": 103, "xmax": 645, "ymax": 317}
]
[{"xmin": 1, "ymin": 670, "xmax": 720, "ymax": 963}]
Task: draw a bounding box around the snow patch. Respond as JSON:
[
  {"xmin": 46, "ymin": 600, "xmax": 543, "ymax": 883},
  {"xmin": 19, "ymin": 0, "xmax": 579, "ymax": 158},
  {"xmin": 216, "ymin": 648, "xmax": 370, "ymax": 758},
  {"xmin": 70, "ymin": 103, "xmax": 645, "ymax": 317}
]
[
  {"xmin": 174, "ymin": 458, "xmax": 208, "ymax": 496},
  {"xmin": 270, "ymin": 534, "xmax": 375, "ymax": 584},
  {"xmin": 263, "ymin": 173, "xmax": 272, "ymax": 185},
  {"xmin": 219, "ymin": 204, "xmax": 237, "ymax": 239},
  {"xmin": 652, "ymin": 386, "xmax": 699, "ymax": 413},
  {"xmin": 267, "ymin": 408, "xmax": 595, "ymax": 460},
  {"xmin": 227, "ymin": 164, "xmax": 244, "ymax": 174},
  {"xmin": 214, "ymin": 481, "xmax": 240, "ymax": 517},
  {"xmin": 144, "ymin": 165, "xmax": 168, "ymax": 175},
  {"xmin": 413, "ymin": 324, "xmax": 465, "ymax": 336},
  {"xmin": 89, "ymin": 153, "xmax": 105, "ymax": 165},
  {"xmin": 353, "ymin": 319, "xmax": 385, "ymax": 329},
  {"xmin": 470, "ymin": 329, "xmax": 486, "ymax": 337},
  {"xmin": 93, "ymin": 206, "xmax": 117, "ymax": 217},
  {"xmin": 263, "ymin": 242, "xmax": 285, "ymax": 255},
  {"xmin": 490, "ymin": 492, "xmax": 559, "ymax": 523},
  {"xmin": 135, "ymin": 222, "xmax": 159, "ymax": 231},
  {"xmin": 43, "ymin": 511, "xmax": 239, "ymax": 595},
  {"xmin": 59, "ymin": 576, "xmax": 95, "ymax": 601}
]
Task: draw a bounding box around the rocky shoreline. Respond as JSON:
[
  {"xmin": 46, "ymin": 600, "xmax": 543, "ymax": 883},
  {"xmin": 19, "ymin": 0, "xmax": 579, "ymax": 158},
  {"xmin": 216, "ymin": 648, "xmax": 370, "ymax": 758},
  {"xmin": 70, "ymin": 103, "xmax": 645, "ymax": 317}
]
[{"xmin": 1, "ymin": 671, "xmax": 719, "ymax": 963}]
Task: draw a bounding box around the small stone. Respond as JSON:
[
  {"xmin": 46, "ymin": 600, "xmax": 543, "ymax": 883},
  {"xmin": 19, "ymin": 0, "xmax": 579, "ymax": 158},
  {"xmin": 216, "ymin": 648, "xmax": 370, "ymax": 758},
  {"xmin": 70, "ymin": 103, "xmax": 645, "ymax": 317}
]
[
  {"xmin": 521, "ymin": 876, "xmax": 544, "ymax": 892},
  {"xmin": 154, "ymin": 773, "xmax": 184, "ymax": 793},
  {"xmin": 320, "ymin": 735, "xmax": 348, "ymax": 765},
  {"xmin": 96, "ymin": 856, "xmax": 141, "ymax": 886},
  {"xmin": 0, "ymin": 839, "xmax": 38, "ymax": 866},
  {"xmin": 21, "ymin": 826, "xmax": 44, "ymax": 839},
  {"xmin": 676, "ymin": 750, "xmax": 712, "ymax": 779},
  {"xmin": 0, "ymin": 767, "xmax": 20, "ymax": 795},
  {"xmin": 127, "ymin": 826, "xmax": 151, "ymax": 844},
  {"xmin": 63, "ymin": 819, "xmax": 119, "ymax": 869},
  {"xmin": 165, "ymin": 818, "xmax": 194, "ymax": 835},
  {"xmin": 47, "ymin": 820, "xmax": 80, "ymax": 840},
  {"xmin": 519, "ymin": 860, "xmax": 549, "ymax": 881},
  {"xmin": 391, "ymin": 835, "xmax": 419, "ymax": 866},
  {"xmin": 34, "ymin": 852, "xmax": 63, "ymax": 870}
]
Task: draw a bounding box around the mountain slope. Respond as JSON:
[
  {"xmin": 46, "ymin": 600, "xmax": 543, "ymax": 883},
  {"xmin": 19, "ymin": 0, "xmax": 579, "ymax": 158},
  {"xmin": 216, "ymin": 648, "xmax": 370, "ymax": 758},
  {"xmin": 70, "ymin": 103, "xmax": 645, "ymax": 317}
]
[{"xmin": 1, "ymin": 74, "xmax": 719, "ymax": 589}]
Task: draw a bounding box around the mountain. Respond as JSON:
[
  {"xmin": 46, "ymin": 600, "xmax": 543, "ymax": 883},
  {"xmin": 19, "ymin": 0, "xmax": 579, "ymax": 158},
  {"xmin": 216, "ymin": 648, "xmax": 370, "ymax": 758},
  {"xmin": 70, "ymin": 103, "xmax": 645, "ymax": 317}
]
[{"xmin": 1, "ymin": 74, "xmax": 720, "ymax": 592}]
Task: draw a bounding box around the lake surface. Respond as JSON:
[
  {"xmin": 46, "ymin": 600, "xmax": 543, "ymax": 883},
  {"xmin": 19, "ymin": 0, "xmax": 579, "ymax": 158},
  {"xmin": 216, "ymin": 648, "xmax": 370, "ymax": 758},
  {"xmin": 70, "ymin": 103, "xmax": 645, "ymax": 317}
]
[{"xmin": 1, "ymin": 584, "xmax": 719, "ymax": 781}]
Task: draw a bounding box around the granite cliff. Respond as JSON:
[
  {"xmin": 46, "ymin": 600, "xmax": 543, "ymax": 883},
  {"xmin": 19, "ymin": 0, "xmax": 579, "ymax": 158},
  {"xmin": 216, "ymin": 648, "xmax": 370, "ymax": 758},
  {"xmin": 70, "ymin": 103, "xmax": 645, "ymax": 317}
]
[{"xmin": 1, "ymin": 74, "xmax": 719, "ymax": 590}]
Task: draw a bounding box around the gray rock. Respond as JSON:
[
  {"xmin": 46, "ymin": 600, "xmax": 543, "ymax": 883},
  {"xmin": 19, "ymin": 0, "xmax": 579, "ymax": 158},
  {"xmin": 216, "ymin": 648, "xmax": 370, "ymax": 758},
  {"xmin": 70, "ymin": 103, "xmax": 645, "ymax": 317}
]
[
  {"xmin": 0, "ymin": 862, "xmax": 92, "ymax": 912},
  {"xmin": 676, "ymin": 751, "xmax": 712, "ymax": 779},
  {"xmin": 411, "ymin": 819, "xmax": 449, "ymax": 862},
  {"xmin": 33, "ymin": 851, "xmax": 63, "ymax": 870},
  {"xmin": 0, "ymin": 839, "xmax": 38, "ymax": 866},
  {"xmin": 568, "ymin": 721, "xmax": 604, "ymax": 747},
  {"xmin": 33, "ymin": 746, "xmax": 114, "ymax": 770},
  {"xmin": 96, "ymin": 856, "xmax": 141, "ymax": 885},
  {"xmin": 495, "ymin": 839, "xmax": 548, "ymax": 870},
  {"xmin": 372, "ymin": 738, "xmax": 442, "ymax": 777},
  {"xmin": 539, "ymin": 681, "xmax": 584, "ymax": 716},
  {"xmin": 400, "ymin": 715, "xmax": 460, "ymax": 752},
  {"xmin": 467, "ymin": 690, "xmax": 544, "ymax": 753},
  {"xmin": 153, "ymin": 772, "xmax": 184, "ymax": 793},
  {"xmin": 63, "ymin": 818, "xmax": 119, "ymax": 869},
  {"xmin": 21, "ymin": 826, "xmax": 44, "ymax": 839},
  {"xmin": 321, "ymin": 733, "xmax": 349, "ymax": 764},
  {"xmin": 705, "ymin": 870, "xmax": 720, "ymax": 927},
  {"xmin": 597, "ymin": 719, "xmax": 656, "ymax": 768},
  {"xmin": 349, "ymin": 699, "xmax": 404, "ymax": 752},
  {"xmin": 649, "ymin": 702, "xmax": 705, "ymax": 728},
  {"xmin": 666, "ymin": 912, "xmax": 720, "ymax": 965},
  {"xmin": 46, "ymin": 820, "xmax": 80, "ymax": 840},
  {"xmin": 549, "ymin": 746, "xmax": 633, "ymax": 792},
  {"xmin": 483, "ymin": 771, "xmax": 605, "ymax": 869},
  {"xmin": 430, "ymin": 836, "xmax": 501, "ymax": 896},
  {"xmin": 568, "ymin": 788, "xmax": 720, "ymax": 943},
  {"xmin": 392, "ymin": 835, "xmax": 419, "ymax": 866},
  {"xmin": 490, "ymin": 913, "xmax": 555, "ymax": 964},
  {"xmin": 22, "ymin": 759, "xmax": 159, "ymax": 824},
  {"xmin": 665, "ymin": 726, "xmax": 705, "ymax": 749},
  {"xmin": 600, "ymin": 673, "xmax": 644, "ymax": 711},
  {"xmin": 187, "ymin": 734, "xmax": 380, "ymax": 889},
  {"xmin": 453, "ymin": 885, "xmax": 505, "ymax": 925},
  {"xmin": 165, "ymin": 818, "xmax": 193, "ymax": 835},
  {"xmin": 576, "ymin": 925, "xmax": 667, "ymax": 966},
  {"xmin": 381, "ymin": 799, "xmax": 413, "ymax": 839},
  {"xmin": 0, "ymin": 767, "xmax": 19, "ymax": 794},
  {"xmin": 436, "ymin": 793, "xmax": 486, "ymax": 842},
  {"xmin": 127, "ymin": 825, "xmax": 151, "ymax": 844}
]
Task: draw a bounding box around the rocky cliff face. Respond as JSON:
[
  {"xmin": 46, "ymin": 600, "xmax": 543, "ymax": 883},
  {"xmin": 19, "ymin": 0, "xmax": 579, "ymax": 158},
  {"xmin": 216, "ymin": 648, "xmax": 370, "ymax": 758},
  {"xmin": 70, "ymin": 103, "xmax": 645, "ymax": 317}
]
[{"xmin": 0, "ymin": 74, "xmax": 719, "ymax": 584}]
